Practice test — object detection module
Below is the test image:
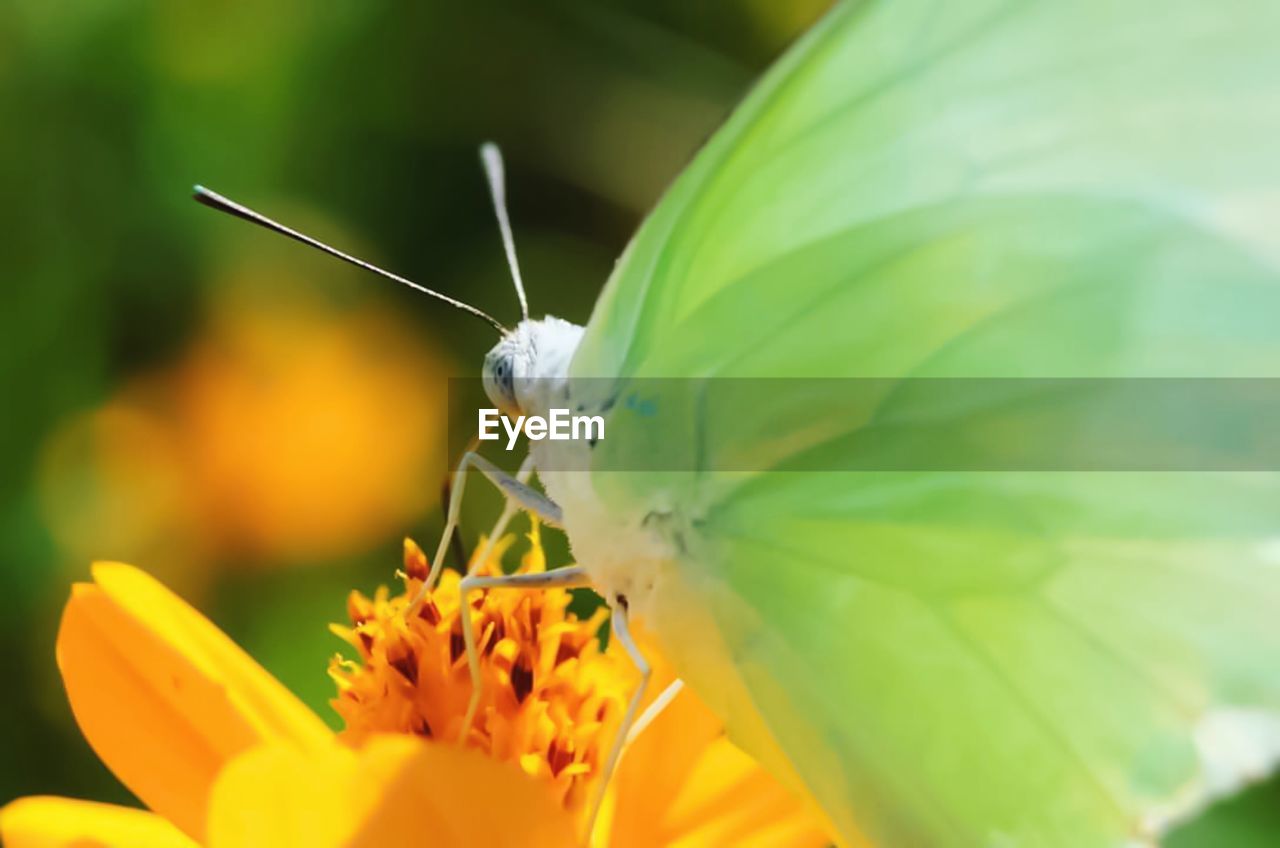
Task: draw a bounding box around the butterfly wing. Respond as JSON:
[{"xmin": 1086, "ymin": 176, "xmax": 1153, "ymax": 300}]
[
  {"xmin": 573, "ymin": 0, "xmax": 1280, "ymax": 385},
  {"xmin": 657, "ymin": 472, "xmax": 1280, "ymax": 847},
  {"xmin": 569, "ymin": 1, "xmax": 1280, "ymax": 845}
]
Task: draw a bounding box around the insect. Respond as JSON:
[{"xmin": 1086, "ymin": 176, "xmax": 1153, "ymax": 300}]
[{"xmin": 196, "ymin": 0, "xmax": 1280, "ymax": 844}]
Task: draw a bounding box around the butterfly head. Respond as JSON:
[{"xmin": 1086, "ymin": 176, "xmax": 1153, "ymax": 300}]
[{"xmin": 482, "ymin": 316, "xmax": 584, "ymax": 416}]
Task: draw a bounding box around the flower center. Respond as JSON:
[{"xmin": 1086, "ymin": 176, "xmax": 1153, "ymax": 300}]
[{"xmin": 329, "ymin": 527, "xmax": 634, "ymax": 812}]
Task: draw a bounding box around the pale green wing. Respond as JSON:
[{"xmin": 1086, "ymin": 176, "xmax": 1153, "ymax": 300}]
[
  {"xmin": 572, "ymin": 0, "xmax": 1280, "ymax": 384},
  {"xmin": 658, "ymin": 472, "xmax": 1280, "ymax": 846},
  {"xmin": 569, "ymin": 0, "xmax": 1280, "ymax": 845}
]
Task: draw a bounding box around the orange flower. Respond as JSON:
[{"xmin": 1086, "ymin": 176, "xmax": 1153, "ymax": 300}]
[
  {"xmin": 36, "ymin": 277, "xmax": 447, "ymax": 581},
  {"xmin": 0, "ymin": 531, "xmax": 831, "ymax": 847},
  {"xmin": 330, "ymin": 530, "xmax": 629, "ymax": 815},
  {"xmin": 172, "ymin": 281, "xmax": 448, "ymax": 561}
]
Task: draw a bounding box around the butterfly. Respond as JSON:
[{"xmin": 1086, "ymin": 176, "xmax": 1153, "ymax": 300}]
[{"xmin": 196, "ymin": 0, "xmax": 1280, "ymax": 844}]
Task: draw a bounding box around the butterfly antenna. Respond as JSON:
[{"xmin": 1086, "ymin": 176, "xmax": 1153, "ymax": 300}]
[
  {"xmin": 191, "ymin": 185, "xmax": 508, "ymax": 335},
  {"xmin": 479, "ymin": 142, "xmax": 530, "ymax": 321}
]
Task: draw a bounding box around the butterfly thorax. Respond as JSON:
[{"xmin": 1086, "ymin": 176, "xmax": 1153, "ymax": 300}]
[{"xmin": 482, "ymin": 316, "xmax": 682, "ymax": 617}]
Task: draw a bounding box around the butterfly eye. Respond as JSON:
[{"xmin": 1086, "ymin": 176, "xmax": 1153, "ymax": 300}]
[
  {"xmin": 484, "ymin": 352, "xmax": 518, "ymax": 413},
  {"xmin": 495, "ymin": 360, "xmax": 514, "ymax": 400}
]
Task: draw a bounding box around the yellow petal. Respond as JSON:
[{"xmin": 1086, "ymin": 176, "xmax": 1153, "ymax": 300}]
[
  {"xmin": 57, "ymin": 562, "xmax": 332, "ymax": 841},
  {"xmin": 206, "ymin": 735, "xmax": 578, "ymax": 848},
  {"xmin": 607, "ymin": 668, "xmax": 830, "ymax": 848},
  {"xmin": 0, "ymin": 797, "xmax": 198, "ymax": 848}
]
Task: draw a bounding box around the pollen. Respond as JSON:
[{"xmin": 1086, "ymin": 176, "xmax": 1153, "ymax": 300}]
[{"xmin": 328, "ymin": 525, "xmax": 634, "ymax": 812}]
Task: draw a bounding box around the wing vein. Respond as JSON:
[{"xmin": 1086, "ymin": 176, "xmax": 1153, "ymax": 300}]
[
  {"xmin": 932, "ymin": 603, "xmax": 1135, "ymax": 836},
  {"xmin": 1036, "ymin": 592, "xmax": 1200, "ymax": 719}
]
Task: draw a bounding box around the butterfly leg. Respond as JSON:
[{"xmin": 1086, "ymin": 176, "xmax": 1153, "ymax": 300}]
[
  {"xmin": 468, "ymin": 454, "xmax": 535, "ymax": 575},
  {"xmin": 625, "ymin": 678, "xmax": 684, "ymax": 745},
  {"xmin": 456, "ymin": 565, "xmax": 591, "ymax": 742},
  {"xmin": 583, "ymin": 600, "xmax": 651, "ymax": 843},
  {"xmin": 420, "ymin": 451, "xmax": 561, "ymax": 594}
]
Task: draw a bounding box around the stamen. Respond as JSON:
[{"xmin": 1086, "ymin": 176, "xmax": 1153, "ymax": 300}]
[
  {"xmin": 417, "ymin": 598, "xmax": 441, "ymax": 626},
  {"xmin": 511, "ymin": 656, "xmax": 534, "ymax": 704},
  {"xmin": 449, "ymin": 629, "xmax": 466, "ymax": 664},
  {"xmin": 388, "ymin": 650, "xmax": 418, "ymax": 685},
  {"xmin": 328, "ymin": 530, "xmax": 635, "ymax": 820}
]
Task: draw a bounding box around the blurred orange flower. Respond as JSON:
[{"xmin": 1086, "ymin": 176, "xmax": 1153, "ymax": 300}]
[
  {"xmin": 0, "ymin": 531, "xmax": 830, "ymax": 847},
  {"xmin": 37, "ymin": 276, "xmax": 447, "ymax": 582}
]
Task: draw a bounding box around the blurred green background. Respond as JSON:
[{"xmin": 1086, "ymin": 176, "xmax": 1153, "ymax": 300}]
[{"xmin": 0, "ymin": 1, "xmax": 1274, "ymax": 844}]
